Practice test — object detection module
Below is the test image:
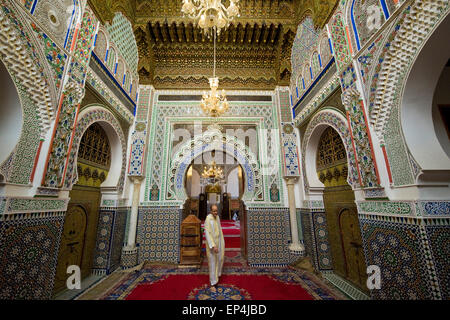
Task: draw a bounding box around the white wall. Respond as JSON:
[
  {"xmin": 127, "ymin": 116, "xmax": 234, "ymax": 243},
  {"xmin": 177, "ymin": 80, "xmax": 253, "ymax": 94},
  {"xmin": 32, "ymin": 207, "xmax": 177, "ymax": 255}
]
[
  {"xmin": 0, "ymin": 60, "xmax": 23, "ymax": 166},
  {"xmin": 227, "ymin": 167, "xmax": 240, "ymax": 198}
]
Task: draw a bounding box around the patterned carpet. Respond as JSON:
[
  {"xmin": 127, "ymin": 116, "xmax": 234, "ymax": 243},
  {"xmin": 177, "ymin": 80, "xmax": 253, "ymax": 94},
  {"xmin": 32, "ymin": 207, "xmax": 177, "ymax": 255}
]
[{"xmin": 91, "ymin": 252, "xmax": 345, "ymax": 300}]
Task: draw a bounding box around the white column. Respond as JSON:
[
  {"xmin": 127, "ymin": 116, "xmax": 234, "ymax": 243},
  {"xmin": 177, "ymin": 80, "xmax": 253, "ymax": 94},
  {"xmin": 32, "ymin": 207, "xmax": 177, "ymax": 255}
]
[
  {"xmin": 285, "ymin": 177, "xmax": 304, "ymax": 253},
  {"xmin": 126, "ymin": 177, "xmax": 143, "ymax": 248}
]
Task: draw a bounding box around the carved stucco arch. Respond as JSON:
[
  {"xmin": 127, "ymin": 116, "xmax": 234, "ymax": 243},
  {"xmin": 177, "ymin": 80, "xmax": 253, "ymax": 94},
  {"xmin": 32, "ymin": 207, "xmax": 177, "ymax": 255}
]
[
  {"xmin": 63, "ymin": 106, "xmax": 127, "ymax": 193},
  {"xmin": 168, "ymin": 130, "xmax": 263, "ymax": 203},
  {"xmin": 367, "ymin": 0, "xmax": 450, "ymax": 185},
  {"xmin": 302, "ymin": 108, "xmax": 360, "ymax": 192},
  {"xmin": 0, "ymin": 2, "xmax": 56, "ymax": 137}
]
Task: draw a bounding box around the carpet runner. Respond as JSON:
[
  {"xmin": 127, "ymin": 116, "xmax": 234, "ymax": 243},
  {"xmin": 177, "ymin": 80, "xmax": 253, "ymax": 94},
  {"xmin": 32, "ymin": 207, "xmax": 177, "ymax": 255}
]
[{"xmin": 202, "ymin": 219, "xmax": 240, "ymax": 249}]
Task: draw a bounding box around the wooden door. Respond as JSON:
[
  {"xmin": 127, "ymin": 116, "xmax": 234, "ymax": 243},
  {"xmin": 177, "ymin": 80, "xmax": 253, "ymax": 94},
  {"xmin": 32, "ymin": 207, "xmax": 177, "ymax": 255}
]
[
  {"xmin": 339, "ymin": 208, "xmax": 368, "ymax": 292},
  {"xmin": 53, "ymin": 205, "xmax": 87, "ymax": 293}
]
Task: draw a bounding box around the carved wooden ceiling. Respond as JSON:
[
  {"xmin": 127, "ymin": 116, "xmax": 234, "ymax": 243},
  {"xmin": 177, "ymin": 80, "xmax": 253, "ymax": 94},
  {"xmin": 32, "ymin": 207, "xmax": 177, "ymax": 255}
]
[{"xmin": 88, "ymin": 0, "xmax": 339, "ymax": 90}]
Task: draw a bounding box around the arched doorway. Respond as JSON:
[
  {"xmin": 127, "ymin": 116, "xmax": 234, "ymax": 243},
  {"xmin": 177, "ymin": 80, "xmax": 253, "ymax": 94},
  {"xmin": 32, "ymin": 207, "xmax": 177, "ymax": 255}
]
[
  {"xmin": 53, "ymin": 123, "xmax": 111, "ymax": 294},
  {"xmin": 183, "ymin": 151, "xmax": 246, "ymax": 221},
  {"xmin": 316, "ymin": 127, "xmax": 368, "ymax": 293}
]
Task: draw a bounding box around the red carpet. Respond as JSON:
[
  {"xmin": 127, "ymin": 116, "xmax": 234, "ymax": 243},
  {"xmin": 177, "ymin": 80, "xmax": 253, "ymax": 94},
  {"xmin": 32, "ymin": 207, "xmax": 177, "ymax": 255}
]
[
  {"xmin": 102, "ymin": 252, "xmax": 345, "ymax": 300},
  {"xmin": 202, "ymin": 220, "xmax": 240, "ymax": 249},
  {"xmin": 125, "ymin": 274, "xmax": 314, "ymax": 300}
]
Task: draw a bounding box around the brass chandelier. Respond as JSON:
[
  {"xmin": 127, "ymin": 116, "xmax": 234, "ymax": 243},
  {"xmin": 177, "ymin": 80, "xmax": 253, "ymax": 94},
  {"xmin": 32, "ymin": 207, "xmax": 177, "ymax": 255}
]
[
  {"xmin": 202, "ymin": 161, "xmax": 225, "ymax": 181},
  {"xmin": 200, "ymin": 25, "xmax": 229, "ymax": 118},
  {"xmin": 181, "ymin": 0, "xmax": 240, "ymax": 36}
]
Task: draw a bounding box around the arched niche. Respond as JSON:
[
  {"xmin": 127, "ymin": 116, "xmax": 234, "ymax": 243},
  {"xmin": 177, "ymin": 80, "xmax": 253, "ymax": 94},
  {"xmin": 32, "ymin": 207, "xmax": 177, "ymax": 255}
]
[
  {"xmin": 94, "ymin": 28, "xmax": 108, "ymax": 61},
  {"xmin": 401, "ymin": 14, "xmax": 450, "ymax": 179},
  {"xmin": 302, "ymin": 108, "xmax": 360, "ymax": 191},
  {"xmin": 0, "ymin": 60, "xmax": 23, "ymax": 165},
  {"xmin": 63, "ymin": 106, "xmax": 127, "ymax": 192}
]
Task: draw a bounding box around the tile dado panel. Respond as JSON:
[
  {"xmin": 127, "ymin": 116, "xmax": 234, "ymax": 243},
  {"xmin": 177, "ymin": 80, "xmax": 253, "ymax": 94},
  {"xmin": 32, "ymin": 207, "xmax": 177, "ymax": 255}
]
[
  {"xmin": 246, "ymin": 208, "xmax": 292, "ymax": 267},
  {"xmin": 136, "ymin": 207, "xmax": 181, "ymax": 264},
  {"xmin": 0, "ymin": 212, "xmax": 65, "ymax": 299},
  {"xmin": 300, "ymin": 209, "xmax": 333, "ymax": 271},
  {"xmin": 359, "ymin": 216, "xmax": 450, "ymax": 300},
  {"xmin": 92, "ymin": 207, "xmax": 128, "ymax": 274}
]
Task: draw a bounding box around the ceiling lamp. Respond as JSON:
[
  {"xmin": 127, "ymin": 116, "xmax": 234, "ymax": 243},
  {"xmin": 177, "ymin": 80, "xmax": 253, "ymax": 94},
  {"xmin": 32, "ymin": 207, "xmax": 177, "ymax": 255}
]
[
  {"xmin": 202, "ymin": 161, "xmax": 225, "ymax": 181},
  {"xmin": 181, "ymin": 0, "xmax": 240, "ymax": 36},
  {"xmin": 200, "ymin": 25, "xmax": 229, "ymax": 118}
]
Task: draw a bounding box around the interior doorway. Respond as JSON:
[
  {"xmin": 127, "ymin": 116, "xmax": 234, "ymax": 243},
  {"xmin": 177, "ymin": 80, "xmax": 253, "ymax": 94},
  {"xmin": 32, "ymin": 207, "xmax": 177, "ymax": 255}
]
[
  {"xmin": 316, "ymin": 127, "xmax": 368, "ymax": 293},
  {"xmin": 53, "ymin": 123, "xmax": 111, "ymax": 295}
]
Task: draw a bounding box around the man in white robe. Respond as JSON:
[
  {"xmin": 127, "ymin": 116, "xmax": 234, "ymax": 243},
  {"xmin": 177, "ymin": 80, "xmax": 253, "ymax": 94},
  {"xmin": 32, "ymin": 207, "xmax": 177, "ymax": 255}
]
[{"xmin": 204, "ymin": 204, "xmax": 225, "ymax": 292}]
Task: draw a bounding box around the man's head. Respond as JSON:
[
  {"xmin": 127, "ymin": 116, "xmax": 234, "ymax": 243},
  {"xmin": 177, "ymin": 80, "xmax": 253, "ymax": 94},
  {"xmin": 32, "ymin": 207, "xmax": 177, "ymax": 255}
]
[{"xmin": 211, "ymin": 204, "xmax": 219, "ymax": 218}]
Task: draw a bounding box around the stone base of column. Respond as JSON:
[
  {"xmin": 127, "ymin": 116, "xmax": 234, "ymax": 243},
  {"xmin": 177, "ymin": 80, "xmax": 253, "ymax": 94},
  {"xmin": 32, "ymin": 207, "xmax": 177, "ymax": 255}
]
[
  {"xmin": 121, "ymin": 246, "xmax": 138, "ymax": 270},
  {"xmin": 289, "ymin": 243, "xmax": 305, "ymax": 256}
]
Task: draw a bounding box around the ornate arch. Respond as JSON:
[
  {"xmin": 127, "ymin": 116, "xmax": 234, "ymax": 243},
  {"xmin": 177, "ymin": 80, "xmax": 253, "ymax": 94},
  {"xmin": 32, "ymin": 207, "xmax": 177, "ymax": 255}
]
[
  {"xmin": 302, "ymin": 108, "xmax": 360, "ymax": 191},
  {"xmin": 167, "ymin": 130, "xmax": 263, "ymax": 203},
  {"xmin": 0, "ymin": 2, "xmax": 56, "ymax": 136},
  {"xmin": 94, "ymin": 27, "xmax": 109, "ymax": 61},
  {"xmin": 367, "ymin": 0, "xmax": 450, "ymax": 184},
  {"xmin": 63, "ymin": 106, "xmax": 127, "ymax": 192}
]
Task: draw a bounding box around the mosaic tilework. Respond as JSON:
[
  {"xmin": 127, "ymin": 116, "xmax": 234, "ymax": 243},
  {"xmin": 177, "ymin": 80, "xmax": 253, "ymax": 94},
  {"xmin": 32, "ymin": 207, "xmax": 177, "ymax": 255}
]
[
  {"xmin": 359, "ymin": 218, "xmax": 438, "ymax": 299},
  {"xmin": 312, "ymin": 211, "xmax": 333, "ymax": 271},
  {"xmin": 300, "ymin": 210, "xmax": 314, "ymax": 263},
  {"xmin": 246, "ymin": 208, "xmax": 291, "ymax": 266},
  {"xmin": 86, "ymin": 70, "xmax": 134, "ymax": 124},
  {"xmin": 281, "ymin": 123, "xmax": 300, "ymax": 177},
  {"xmin": 92, "ymin": 210, "xmax": 114, "ymax": 273},
  {"xmin": 278, "ymin": 88, "xmax": 292, "ymax": 122},
  {"xmin": 343, "ymin": 90, "xmax": 380, "ymax": 188},
  {"xmin": 32, "ymin": 0, "xmax": 81, "ymax": 50},
  {"xmin": 128, "ymin": 86, "xmax": 154, "ymax": 177},
  {"xmin": 0, "ymin": 1, "xmax": 54, "ymax": 135},
  {"xmin": 109, "ymin": 208, "xmax": 128, "ymax": 271},
  {"xmin": 340, "ymin": 65, "xmax": 357, "ymax": 91},
  {"xmin": 329, "ymin": 13, "xmax": 352, "ymax": 73},
  {"xmin": 68, "ymin": 5, "xmax": 97, "ymax": 86},
  {"xmin": 425, "ymin": 226, "xmax": 450, "ymax": 299},
  {"xmin": 350, "ymin": 0, "xmax": 387, "ymax": 52},
  {"xmin": 136, "ymin": 207, "xmax": 181, "ymax": 263},
  {"xmin": 43, "ymin": 83, "xmax": 85, "ymax": 188},
  {"xmin": 0, "ymin": 212, "xmax": 65, "ymax": 299},
  {"xmin": 1, "ymin": 83, "xmax": 41, "ymax": 185},
  {"xmin": 294, "ymin": 73, "xmax": 341, "ymax": 124},
  {"xmin": 367, "ymin": 1, "xmax": 450, "ymax": 187},
  {"xmin": 106, "ymin": 12, "xmax": 139, "ymax": 79},
  {"xmin": 169, "ymin": 130, "xmax": 263, "ymax": 203},
  {"xmin": 145, "ymin": 99, "xmax": 282, "ymax": 206},
  {"xmin": 357, "ymin": 33, "xmax": 384, "ymax": 86},
  {"xmin": 6, "ymin": 198, "xmax": 68, "ymax": 213},
  {"xmin": 121, "ymin": 247, "xmax": 138, "ymax": 269},
  {"xmin": 30, "ymin": 22, "xmax": 67, "ymax": 90},
  {"xmin": 92, "ymin": 207, "xmax": 127, "ymax": 274},
  {"xmin": 128, "ymin": 125, "xmax": 147, "ymax": 176},
  {"xmin": 295, "ymin": 209, "xmax": 303, "ymax": 243}
]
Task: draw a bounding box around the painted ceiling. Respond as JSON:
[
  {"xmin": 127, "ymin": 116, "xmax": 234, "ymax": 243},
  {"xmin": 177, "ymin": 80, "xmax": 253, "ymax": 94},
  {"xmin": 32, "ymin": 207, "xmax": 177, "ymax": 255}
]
[{"xmin": 88, "ymin": 0, "xmax": 339, "ymax": 89}]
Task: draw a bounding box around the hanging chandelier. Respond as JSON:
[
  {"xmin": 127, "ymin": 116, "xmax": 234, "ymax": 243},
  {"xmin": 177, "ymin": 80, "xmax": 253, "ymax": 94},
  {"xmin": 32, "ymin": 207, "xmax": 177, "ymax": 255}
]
[
  {"xmin": 181, "ymin": 0, "xmax": 240, "ymax": 36},
  {"xmin": 200, "ymin": 25, "xmax": 229, "ymax": 118},
  {"xmin": 202, "ymin": 161, "xmax": 225, "ymax": 181}
]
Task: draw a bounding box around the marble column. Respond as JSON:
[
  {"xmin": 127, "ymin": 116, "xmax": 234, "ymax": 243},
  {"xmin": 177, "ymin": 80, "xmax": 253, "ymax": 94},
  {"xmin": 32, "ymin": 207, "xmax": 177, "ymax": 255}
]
[
  {"xmin": 121, "ymin": 177, "xmax": 143, "ymax": 269},
  {"xmin": 285, "ymin": 177, "xmax": 304, "ymax": 253},
  {"xmin": 126, "ymin": 177, "xmax": 143, "ymax": 248}
]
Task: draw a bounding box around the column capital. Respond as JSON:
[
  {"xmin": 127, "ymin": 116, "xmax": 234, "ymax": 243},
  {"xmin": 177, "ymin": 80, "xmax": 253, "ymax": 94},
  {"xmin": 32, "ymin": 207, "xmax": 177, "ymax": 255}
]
[
  {"xmin": 129, "ymin": 176, "xmax": 144, "ymax": 184},
  {"xmin": 284, "ymin": 176, "xmax": 299, "ymax": 185}
]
